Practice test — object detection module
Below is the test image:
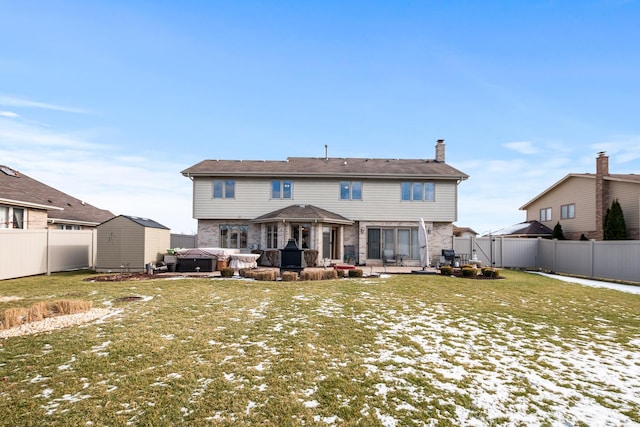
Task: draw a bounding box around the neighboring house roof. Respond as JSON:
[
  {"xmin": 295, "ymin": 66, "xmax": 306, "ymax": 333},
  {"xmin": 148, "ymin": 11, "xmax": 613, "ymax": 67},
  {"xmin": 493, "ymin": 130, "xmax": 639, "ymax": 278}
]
[
  {"xmin": 100, "ymin": 215, "xmax": 170, "ymax": 230},
  {"xmin": 489, "ymin": 220, "xmax": 552, "ymax": 237},
  {"xmin": 453, "ymin": 225, "xmax": 478, "ymax": 236},
  {"xmin": 252, "ymin": 204, "xmax": 354, "ymax": 225},
  {"xmin": 182, "ymin": 157, "xmax": 469, "ymax": 180},
  {"xmin": 520, "ymin": 173, "xmax": 640, "ymax": 210},
  {"xmin": 0, "ymin": 165, "xmax": 114, "ymax": 226}
]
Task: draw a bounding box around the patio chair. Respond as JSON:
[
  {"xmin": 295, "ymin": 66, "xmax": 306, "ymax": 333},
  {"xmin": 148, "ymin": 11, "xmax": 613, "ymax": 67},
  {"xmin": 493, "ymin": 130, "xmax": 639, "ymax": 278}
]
[{"xmin": 383, "ymin": 249, "xmax": 397, "ymax": 266}]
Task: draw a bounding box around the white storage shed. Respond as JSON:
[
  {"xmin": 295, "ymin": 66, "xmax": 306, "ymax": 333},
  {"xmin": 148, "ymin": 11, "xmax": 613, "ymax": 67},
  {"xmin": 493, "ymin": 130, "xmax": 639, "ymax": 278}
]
[{"xmin": 96, "ymin": 215, "xmax": 170, "ymax": 272}]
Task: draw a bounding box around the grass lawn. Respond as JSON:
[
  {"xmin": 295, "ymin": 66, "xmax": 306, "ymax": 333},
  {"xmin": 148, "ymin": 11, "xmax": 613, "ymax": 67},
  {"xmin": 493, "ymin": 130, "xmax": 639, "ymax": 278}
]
[{"xmin": 1, "ymin": 270, "xmax": 639, "ymax": 426}]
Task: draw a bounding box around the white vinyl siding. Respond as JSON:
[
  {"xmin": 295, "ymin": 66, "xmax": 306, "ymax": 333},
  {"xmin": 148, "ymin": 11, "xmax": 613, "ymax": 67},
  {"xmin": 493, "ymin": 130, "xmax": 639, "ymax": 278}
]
[{"xmin": 192, "ymin": 177, "xmax": 459, "ymax": 222}]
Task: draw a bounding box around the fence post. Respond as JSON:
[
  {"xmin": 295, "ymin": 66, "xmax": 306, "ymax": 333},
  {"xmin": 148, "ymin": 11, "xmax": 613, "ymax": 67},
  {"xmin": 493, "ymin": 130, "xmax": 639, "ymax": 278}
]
[
  {"xmin": 46, "ymin": 228, "xmax": 51, "ymax": 276},
  {"xmin": 552, "ymin": 238, "xmax": 557, "ymax": 273},
  {"xmin": 590, "ymin": 239, "xmax": 595, "ymax": 279}
]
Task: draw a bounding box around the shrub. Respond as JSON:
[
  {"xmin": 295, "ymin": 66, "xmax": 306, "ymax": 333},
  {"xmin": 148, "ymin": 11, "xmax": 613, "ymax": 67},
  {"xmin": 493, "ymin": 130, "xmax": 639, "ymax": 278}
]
[
  {"xmin": 461, "ymin": 267, "xmax": 477, "ymax": 278},
  {"xmin": 220, "ymin": 267, "xmax": 235, "ymax": 277},
  {"xmin": 2, "ymin": 299, "xmax": 94, "ymax": 330},
  {"xmin": 303, "ymin": 250, "xmax": 319, "ymax": 267},
  {"xmin": 439, "ymin": 266, "xmax": 453, "ymax": 275},
  {"xmin": 53, "ymin": 299, "xmax": 92, "ymax": 315},
  {"xmin": 264, "ymin": 250, "xmax": 279, "ymax": 266},
  {"xmin": 336, "ymin": 269, "xmax": 346, "ymax": 278},
  {"xmin": 300, "ymin": 271, "xmax": 322, "ymax": 281},
  {"xmin": 27, "ymin": 302, "xmax": 49, "ymax": 322},
  {"xmin": 1, "ymin": 307, "xmax": 27, "ymax": 329},
  {"xmin": 256, "ymin": 271, "xmax": 277, "ymax": 281},
  {"xmin": 348, "ymin": 269, "xmax": 363, "ymax": 278},
  {"xmin": 281, "ymin": 271, "xmax": 298, "ymax": 282},
  {"xmin": 461, "ymin": 264, "xmax": 473, "ymax": 269},
  {"xmin": 552, "ymin": 222, "xmax": 565, "ymax": 240},
  {"xmin": 322, "ymin": 270, "xmax": 338, "ymax": 280},
  {"xmin": 481, "ymin": 267, "xmax": 500, "ymax": 278}
]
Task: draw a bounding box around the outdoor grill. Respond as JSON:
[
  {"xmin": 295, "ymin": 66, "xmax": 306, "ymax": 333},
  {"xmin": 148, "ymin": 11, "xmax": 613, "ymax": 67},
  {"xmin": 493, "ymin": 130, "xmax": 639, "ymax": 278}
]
[{"xmin": 441, "ymin": 249, "xmax": 456, "ymax": 266}]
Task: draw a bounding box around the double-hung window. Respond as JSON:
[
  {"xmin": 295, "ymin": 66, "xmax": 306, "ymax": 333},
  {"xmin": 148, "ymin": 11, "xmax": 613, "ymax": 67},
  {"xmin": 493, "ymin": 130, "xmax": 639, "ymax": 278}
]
[
  {"xmin": 272, "ymin": 180, "xmax": 293, "ymax": 199},
  {"xmin": 340, "ymin": 181, "xmax": 362, "ymax": 200},
  {"xmin": 401, "ymin": 182, "xmax": 435, "ymax": 201},
  {"xmin": 540, "ymin": 207, "xmax": 552, "ymax": 222},
  {"xmin": 561, "ymin": 203, "xmax": 575, "ymax": 219},
  {"xmin": 0, "ymin": 205, "xmax": 25, "ymax": 229},
  {"xmin": 213, "ymin": 179, "xmax": 235, "ymax": 199}
]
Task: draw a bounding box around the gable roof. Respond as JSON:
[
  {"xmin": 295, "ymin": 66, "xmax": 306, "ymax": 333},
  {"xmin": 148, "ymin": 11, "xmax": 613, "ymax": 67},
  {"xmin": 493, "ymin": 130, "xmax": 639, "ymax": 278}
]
[
  {"xmin": 100, "ymin": 215, "xmax": 169, "ymax": 230},
  {"xmin": 252, "ymin": 204, "xmax": 354, "ymax": 225},
  {"xmin": 182, "ymin": 157, "xmax": 469, "ymax": 180},
  {"xmin": 0, "ymin": 165, "xmax": 114, "ymax": 226},
  {"xmin": 489, "ymin": 220, "xmax": 553, "ymax": 237},
  {"xmin": 520, "ymin": 173, "xmax": 640, "ymax": 210}
]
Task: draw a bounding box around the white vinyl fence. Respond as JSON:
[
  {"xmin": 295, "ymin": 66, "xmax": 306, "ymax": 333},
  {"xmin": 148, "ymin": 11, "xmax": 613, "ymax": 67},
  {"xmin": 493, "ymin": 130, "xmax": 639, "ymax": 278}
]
[
  {"xmin": 0, "ymin": 229, "xmax": 97, "ymax": 280},
  {"xmin": 453, "ymin": 237, "xmax": 640, "ymax": 283}
]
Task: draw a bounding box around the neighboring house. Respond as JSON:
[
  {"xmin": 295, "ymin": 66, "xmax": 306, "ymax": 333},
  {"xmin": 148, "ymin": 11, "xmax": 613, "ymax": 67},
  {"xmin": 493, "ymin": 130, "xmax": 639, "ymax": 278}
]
[
  {"xmin": 181, "ymin": 140, "xmax": 469, "ymax": 266},
  {"xmin": 488, "ymin": 220, "xmax": 552, "ymax": 238},
  {"xmin": 520, "ymin": 153, "xmax": 640, "ymax": 240},
  {"xmin": 453, "ymin": 225, "xmax": 478, "ymax": 238},
  {"xmin": 0, "ymin": 165, "xmax": 114, "ymax": 230},
  {"xmin": 96, "ymin": 215, "xmax": 170, "ymax": 272}
]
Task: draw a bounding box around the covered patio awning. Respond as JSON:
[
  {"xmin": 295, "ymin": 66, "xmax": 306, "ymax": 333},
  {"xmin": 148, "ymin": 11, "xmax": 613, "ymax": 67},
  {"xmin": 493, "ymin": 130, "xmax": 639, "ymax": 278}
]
[{"xmin": 252, "ymin": 204, "xmax": 354, "ymax": 225}]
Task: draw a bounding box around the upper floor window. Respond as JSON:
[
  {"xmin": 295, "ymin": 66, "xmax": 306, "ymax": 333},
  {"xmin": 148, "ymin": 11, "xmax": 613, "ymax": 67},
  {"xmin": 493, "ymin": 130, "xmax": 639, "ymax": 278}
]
[
  {"xmin": 540, "ymin": 207, "xmax": 552, "ymax": 222},
  {"xmin": 272, "ymin": 180, "xmax": 293, "ymax": 199},
  {"xmin": 561, "ymin": 203, "xmax": 575, "ymax": 219},
  {"xmin": 0, "ymin": 205, "xmax": 25, "ymax": 229},
  {"xmin": 340, "ymin": 181, "xmax": 362, "ymax": 200},
  {"xmin": 213, "ymin": 179, "xmax": 235, "ymax": 199},
  {"xmin": 401, "ymin": 182, "xmax": 435, "ymax": 201}
]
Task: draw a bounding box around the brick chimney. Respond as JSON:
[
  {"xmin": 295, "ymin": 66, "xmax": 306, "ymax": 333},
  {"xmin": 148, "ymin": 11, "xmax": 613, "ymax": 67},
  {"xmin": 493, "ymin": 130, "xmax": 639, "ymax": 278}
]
[
  {"xmin": 435, "ymin": 139, "xmax": 445, "ymax": 162},
  {"xmin": 595, "ymin": 151, "xmax": 610, "ymax": 240}
]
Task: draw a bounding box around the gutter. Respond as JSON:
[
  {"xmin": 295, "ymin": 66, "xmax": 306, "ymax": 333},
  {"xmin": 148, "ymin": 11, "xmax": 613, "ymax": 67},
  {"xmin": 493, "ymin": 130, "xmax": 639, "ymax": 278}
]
[{"xmin": 0, "ymin": 198, "xmax": 64, "ymax": 211}]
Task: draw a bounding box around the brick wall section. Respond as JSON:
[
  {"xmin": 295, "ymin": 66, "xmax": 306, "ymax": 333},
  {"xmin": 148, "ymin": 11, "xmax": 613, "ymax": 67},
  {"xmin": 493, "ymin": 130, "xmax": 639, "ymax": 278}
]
[
  {"xmin": 594, "ymin": 152, "xmax": 609, "ymax": 240},
  {"xmin": 28, "ymin": 209, "xmax": 48, "ymax": 229}
]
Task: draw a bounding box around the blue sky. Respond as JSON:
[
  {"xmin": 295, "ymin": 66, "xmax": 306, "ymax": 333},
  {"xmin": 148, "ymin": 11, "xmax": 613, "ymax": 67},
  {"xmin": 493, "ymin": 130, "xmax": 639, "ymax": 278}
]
[{"xmin": 1, "ymin": 0, "xmax": 639, "ymax": 235}]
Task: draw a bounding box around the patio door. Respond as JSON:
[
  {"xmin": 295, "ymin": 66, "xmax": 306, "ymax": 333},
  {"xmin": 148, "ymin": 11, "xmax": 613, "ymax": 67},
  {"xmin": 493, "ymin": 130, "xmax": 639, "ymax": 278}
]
[
  {"xmin": 291, "ymin": 223, "xmax": 310, "ymax": 249},
  {"xmin": 322, "ymin": 226, "xmax": 338, "ymax": 259}
]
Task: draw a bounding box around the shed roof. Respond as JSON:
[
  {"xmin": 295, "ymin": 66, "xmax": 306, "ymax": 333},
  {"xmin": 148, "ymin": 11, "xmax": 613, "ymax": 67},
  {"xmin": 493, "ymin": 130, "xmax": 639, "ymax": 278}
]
[{"xmin": 100, "ymin": 215, "xmax": 170, "ymax": 230}]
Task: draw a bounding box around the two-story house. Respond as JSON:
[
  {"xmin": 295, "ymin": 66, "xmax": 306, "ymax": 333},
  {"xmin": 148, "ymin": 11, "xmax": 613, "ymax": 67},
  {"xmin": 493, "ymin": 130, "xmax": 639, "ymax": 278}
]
[
  {"xmin": 520, "ymin": 152, "xmax": 640, "ymax": 240},
  {"xmin": 182, "ymin": 140, "xmax": 468, "ymax": 266},
  {"xmin": 0, "ymin": 165, "xmax": 114, "ymax": 230}
]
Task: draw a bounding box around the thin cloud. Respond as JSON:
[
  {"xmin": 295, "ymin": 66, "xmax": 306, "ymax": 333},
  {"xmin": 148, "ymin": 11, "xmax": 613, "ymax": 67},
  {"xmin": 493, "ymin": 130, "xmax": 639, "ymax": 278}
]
[
  {"xmin": 0, "ymin": 111, "xmax": 19, "ymax": 118},
  {"xmin": 0, "ymin": 119, "xmax": 105, "ymax": 150},
  {"xmin": 503, "ymin": 141, "xmax": 538, "ymax": 155},
  {"xmin": 590, "ymin": 136, "xmax": 640, "ymax": 164},
  {"xmin": 0, "ymin": 95, "xmax": 91, "ymax": 114},
  {"xmin": 0, "ymin": 118, "xmax": 196, "ymax": 234}
]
